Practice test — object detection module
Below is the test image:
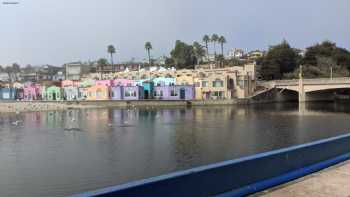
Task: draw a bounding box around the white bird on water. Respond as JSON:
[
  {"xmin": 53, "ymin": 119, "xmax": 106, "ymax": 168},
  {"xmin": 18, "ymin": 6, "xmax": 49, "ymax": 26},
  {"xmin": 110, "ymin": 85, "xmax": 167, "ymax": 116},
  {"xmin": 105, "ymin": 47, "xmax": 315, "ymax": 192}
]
[{"xmin": 11, "ymin": 120, "xmax": 22, "ymax": 126}]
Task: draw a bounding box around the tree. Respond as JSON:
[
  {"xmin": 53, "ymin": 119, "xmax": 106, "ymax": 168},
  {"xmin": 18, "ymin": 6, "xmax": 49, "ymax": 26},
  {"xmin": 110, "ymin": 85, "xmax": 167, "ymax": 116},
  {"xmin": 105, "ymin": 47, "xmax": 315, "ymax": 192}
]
[
  {"xmin": 11, "ymin": 63, "xmax": 20, "ymax": 81},
  {"xmin": 107, "ymin": 45, "xmax": 116, "ymax": 65},
  {"xmin": 145, "ymin": 42, "xmax": 153, "ymax": 66},
  {"xmin": 260, "ymin": 40, "xmax": 299, "ymax": 80},
  {"xmin": 211, "ymin": 34, "xmax": 219, "ymax": 56},
  {"xmin": 302, "ymin": 41, "xmax": 350, "ymax": 70},
  {"xmin": 193, "ymin": 42, "xmax": 206, "ymax": 65},
  {"xmin": 202, "ymin": 35, "xmax": 210, "ymax": 61},
  {"xmin": 165, "ymin": 57, "xmax": 175, "ymax": 68},
  {"xmin": 218, "ymin": 36, "xmax": 227, "ymax": 55},
  {"xmin": 97, "ymin": 58, "xmax": 108, "ymax": 66},
  {"xmin": 170, "ymin": 40, "xmax": 196, "ymax": 69}
]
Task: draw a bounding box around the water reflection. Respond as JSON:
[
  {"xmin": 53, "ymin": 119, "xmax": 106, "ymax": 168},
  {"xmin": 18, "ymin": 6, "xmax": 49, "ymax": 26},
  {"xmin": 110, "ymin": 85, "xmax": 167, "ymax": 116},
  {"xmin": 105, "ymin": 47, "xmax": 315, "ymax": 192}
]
[{"xmin": 1, "ymin": 103, "xmax": 350, "ymax": 196}]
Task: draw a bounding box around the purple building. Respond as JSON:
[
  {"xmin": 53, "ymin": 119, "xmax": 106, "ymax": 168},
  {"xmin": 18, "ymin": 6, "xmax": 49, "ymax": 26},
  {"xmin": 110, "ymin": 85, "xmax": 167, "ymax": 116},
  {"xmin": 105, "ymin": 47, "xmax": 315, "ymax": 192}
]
[
  {"xmin": 153, "ymin": 85, "xmax": 194, "ymax": 100},
  {"xmin": 110, "ymin": 86, "xmax": 123, "ymax": 100},
  {"xmin": 123, "ymin": 86, "xmax": 144, "ymax": 100}
]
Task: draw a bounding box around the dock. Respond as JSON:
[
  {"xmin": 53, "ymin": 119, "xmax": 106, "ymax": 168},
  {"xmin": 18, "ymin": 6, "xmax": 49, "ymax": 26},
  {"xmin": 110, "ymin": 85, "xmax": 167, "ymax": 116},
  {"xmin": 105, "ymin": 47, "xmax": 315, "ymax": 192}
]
[{"xmin": 259, "ymin": 160, "xmax": 350, "ymax": 197}]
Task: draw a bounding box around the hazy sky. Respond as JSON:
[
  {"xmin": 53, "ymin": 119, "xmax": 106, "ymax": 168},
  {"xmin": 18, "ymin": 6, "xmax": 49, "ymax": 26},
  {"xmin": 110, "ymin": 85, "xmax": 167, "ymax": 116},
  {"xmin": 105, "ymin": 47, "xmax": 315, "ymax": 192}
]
[{"xmin": 0, "ymin": 0, "xmax": 349, "ymax": 66}]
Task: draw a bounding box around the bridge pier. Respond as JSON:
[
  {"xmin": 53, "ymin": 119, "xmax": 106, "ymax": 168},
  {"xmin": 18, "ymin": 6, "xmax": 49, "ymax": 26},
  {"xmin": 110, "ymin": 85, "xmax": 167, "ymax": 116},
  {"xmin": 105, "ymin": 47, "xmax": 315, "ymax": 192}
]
[{"xmin": 298, "ymin": 78, "xmax": 306, "ymax": 103}]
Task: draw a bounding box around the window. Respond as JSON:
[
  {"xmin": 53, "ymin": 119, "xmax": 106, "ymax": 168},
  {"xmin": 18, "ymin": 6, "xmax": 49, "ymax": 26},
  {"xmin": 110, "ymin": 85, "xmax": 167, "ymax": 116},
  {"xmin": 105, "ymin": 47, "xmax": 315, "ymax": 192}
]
[
  {"xmin": 170, "ymin": 89, "xmax": 178, "ymax": 96},
  {"xmin": 202, "ymin": 81, "xmax": 208, "ymax": 87},
  {"xmin": 238, "ymin": 80, "xmax": 245, "ymax": 88},
  {"xmin": 213, "ymin": 91, "xmax": 223, "ymax": 97},
  {"xmin": 125, "ymin": 90, "xmax": 131, "ymax": 97},
  {"xmin": 154, "ymin": 90, "xmax": 163, "ymax": 97},
  {"xmin": 195, "ymin": 82, "xmax": 200, "ymax": 87},
  {"xmin": 213, "ymin": 80, "xmax": 224, "ymax": 87}
]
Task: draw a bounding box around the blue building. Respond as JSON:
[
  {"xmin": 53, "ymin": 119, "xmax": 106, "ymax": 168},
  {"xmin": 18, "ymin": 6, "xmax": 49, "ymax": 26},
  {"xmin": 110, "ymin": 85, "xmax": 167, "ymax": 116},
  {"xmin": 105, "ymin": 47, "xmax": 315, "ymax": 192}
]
[{"xmin": 0, "ymin": 88, "xmax": 17, "ymax": 100}]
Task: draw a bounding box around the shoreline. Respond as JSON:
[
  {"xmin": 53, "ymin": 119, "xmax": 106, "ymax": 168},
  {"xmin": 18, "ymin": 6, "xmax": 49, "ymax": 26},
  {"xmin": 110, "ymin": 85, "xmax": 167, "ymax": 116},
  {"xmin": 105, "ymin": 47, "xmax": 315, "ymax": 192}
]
[{"xmin": 0, "ymin": 99, "xmax": 251, "ymax": 113}]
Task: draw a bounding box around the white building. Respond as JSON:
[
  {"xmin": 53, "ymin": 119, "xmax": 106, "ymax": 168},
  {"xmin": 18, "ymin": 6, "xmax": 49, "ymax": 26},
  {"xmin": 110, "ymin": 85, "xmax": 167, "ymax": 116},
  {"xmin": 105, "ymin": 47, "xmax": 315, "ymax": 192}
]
[
  {"xmin": 65, "ymin": 62, "xmax": 82, "ymax": 81},
  {"xmin": 0, "ymin": 72, "xmax": 9, "ymax": 82},
  {"xmin": 227, "ymin": 48, "xmax": 245, "ymax": 59}
]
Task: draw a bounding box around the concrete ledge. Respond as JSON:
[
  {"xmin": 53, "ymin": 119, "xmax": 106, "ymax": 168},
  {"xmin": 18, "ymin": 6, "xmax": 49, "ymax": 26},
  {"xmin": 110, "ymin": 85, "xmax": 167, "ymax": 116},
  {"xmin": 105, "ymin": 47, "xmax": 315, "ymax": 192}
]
[{"xmin": 71, "ymin": 133, "xmax": 350, "ymax": 197}]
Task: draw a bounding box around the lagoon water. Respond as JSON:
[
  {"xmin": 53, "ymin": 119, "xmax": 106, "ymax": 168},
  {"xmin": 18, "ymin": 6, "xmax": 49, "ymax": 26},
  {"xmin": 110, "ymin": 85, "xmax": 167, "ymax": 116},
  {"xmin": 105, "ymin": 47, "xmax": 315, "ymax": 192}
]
[{"xmin": 1, "ymin": 103, "xmax": 350, "ymax": 196}]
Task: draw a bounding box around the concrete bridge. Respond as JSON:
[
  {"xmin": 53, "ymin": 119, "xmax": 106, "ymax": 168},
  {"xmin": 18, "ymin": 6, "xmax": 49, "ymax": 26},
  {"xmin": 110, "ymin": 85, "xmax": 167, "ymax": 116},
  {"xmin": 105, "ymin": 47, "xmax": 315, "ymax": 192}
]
[{"xmin": 259, "ymin": 78, "xmax": 350, "ymax": 102}]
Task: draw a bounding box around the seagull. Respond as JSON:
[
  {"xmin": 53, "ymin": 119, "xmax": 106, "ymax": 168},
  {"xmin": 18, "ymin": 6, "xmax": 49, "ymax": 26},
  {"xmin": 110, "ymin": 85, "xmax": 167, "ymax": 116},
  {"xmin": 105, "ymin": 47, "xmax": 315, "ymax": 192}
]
[{"xmin": 11, "ymin": 120, "xmax": 22, "ymax": 126}]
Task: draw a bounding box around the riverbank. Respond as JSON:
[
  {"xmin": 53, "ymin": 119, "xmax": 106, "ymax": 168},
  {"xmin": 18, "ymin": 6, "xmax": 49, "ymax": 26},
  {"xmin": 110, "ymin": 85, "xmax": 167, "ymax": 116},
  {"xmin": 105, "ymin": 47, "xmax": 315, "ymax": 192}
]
[
  {"xmin": 0, "ymin": 101, "xmax": 98, "ymax": 113},
  {"xmin": 0, "ymin": 99, "xmax": 250, "ymax": 113}
]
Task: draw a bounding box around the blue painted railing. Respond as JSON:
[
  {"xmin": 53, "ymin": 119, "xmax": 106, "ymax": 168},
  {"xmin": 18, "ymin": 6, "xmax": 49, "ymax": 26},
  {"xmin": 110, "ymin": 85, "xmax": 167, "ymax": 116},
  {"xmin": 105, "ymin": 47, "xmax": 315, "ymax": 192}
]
[{"xmin": 72, "ymin": 133, "xmax": 350, "ymax": 197}]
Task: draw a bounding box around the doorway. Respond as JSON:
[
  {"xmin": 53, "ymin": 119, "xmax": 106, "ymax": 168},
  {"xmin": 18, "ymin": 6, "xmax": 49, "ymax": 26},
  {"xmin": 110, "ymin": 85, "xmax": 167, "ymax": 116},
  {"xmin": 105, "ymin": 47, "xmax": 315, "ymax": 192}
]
[{"xmin": 180, "ymin": 88, "xmax": 186, "ymax": 100}]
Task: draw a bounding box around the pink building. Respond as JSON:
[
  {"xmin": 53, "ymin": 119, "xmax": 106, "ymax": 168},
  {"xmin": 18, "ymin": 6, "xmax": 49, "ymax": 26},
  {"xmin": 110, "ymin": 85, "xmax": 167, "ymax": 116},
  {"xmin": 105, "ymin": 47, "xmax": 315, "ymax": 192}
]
[
  {"xmin": 23, "ymin": 83, "xmax": 41, "ymax": 100},
  {"xmin": 61, "ymin": 80, "xmax": 80, "ymax": 87},
  {"xmin": 96, "ymin": 80, "xmax": 113, "ymax": 87},
  {"xmin": 112, "ymin": 79, "xmax": 135, "ymax": 87}
]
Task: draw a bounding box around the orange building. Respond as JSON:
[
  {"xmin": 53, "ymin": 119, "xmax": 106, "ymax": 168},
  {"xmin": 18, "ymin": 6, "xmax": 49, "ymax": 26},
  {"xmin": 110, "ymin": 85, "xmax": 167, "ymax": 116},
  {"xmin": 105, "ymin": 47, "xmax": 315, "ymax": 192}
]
[{"xmin": 86, "ymin": 84, "xmax": 110, "ymax": 100}]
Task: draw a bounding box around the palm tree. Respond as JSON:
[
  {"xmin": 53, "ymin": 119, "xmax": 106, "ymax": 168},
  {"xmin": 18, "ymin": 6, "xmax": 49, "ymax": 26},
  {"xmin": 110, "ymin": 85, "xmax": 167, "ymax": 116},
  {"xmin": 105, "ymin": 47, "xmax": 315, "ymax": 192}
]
[
  {"xmin": 107, "ymin": 45, "xmax": 116, "ymax": 65},
  {"xmin": 218, "ymin": 36, "xmax": 227, "ymax": 56},
  {"xmin": 193, "ymin": 42, "xmax": 206, "ymax": 65},
  {"xmin": 211, "ymin": 34, "xmax": 219, "ymax": 57},
  {"xmin": 145, "ymin": 42, "xmax": 153, "ymax": 66},
  {"xmin": 202, "ymin": 35, "xmax": 210, "ymax": 61}
]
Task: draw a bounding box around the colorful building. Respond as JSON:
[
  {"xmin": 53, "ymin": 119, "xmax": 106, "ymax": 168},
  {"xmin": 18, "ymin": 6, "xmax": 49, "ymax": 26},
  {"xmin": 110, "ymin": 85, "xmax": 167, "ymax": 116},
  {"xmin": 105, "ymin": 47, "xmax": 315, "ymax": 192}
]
[
  {"xmin": 0, "ymin": 88, "xmax": 17, "ymax": 100},
  {"xmin": 112, "ymin": 79, "xmax": 135, "ymax": 87},
  {"xmin": 141, "ymin": 81, "xmax": 154, "ymax": 99},
  {"xmin": 43, "ymin": 86, "xmax": 63, "ymax": 101},
  {"xmin": 95, "ymin": 80, "xmax": 113, "ymax": 87},
  {"xmin": 23, "ymin": 84, "xmax": 40, "ymax": 100},
  {"xmin": 153, "ymin": 85, "xmax": 194, "ymax": 100},
  {"xmin": 64, "ymin": 86, "xmax": 79, "ymax": 100},
  {"xmin": 153, "ymin": 77, "xmax": 176, "ymax": 86},
  {"xmin": 86, "ymin": 84, "xmax": 110, "ymax": 100},
  {"xmin": 61, "ymin": 80, "xmax": 80, "ymax": 88},
  {"xmin": 78, "ymin": 88, "xmax": 89, "ymax": 100},
  {"xmin": 80, "ymin": 79, "xmax": 95, "ymax": 88},
  {"xmin": 123, "ymin": 86, "xmax": 144, "ymax": 100},
  {"xmin": 110, "ymin": 86, "xmax": 123, "ymax": 100}
]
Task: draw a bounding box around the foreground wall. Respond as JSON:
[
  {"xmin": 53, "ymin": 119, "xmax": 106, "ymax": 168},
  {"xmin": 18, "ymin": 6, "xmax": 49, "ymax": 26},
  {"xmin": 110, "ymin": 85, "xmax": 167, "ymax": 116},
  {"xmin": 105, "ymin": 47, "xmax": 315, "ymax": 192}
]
[{"xmin": 72, "ymin": 133, "xmax": 350, "ymax": 197}]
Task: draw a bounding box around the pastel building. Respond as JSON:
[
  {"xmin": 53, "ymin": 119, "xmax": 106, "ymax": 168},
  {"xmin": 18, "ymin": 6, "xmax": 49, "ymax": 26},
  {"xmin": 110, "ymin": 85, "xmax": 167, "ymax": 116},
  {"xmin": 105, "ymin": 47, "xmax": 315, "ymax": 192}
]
[
  {"xmin": 78, "ymin": 88, "xmax": 89, "ymax": 100},
  {"xmin": 12, "ymin": 82, "xmax": 24, "ymax": 89},
  {"xmin": 140, "ymin": 81, "xmax": 154, "ymax": 99},
  {"xmin": 112, "ymin": 79, "xmax": 135, "ymax": 87},
  {"xmin": 86, "ymin": 84, "xmax": 110, "ymax": 100},
  {"xmin": 80, "ymin": 79, "xmax": 95, "ymax": 88},
  {"xmin": 110, "ymin": 86, "xmax": 123, "ymax": 100},
  {"xmin": 153, "ymin": 77, "xmax": 176, "ymax": 86},
  {"xmin": 23, "ymin": 84, "xmax": 40, "ymax": 100},
  {"xmin": 43, "ymin": 86, "xmax": 63, "ymax": 101},
  {"xmin": 61, "ymin": 80, "xmax": 80, "ymax": 88},
  {"xmin": 95, "ymin": 80, "xmax": 113, "ymax": 87},
  {"xmin": 153, "ymin": 85, "xmax": 194, "ymax": 100},
  {"xmin": 64, "ymin": 86, "xmax": 79, "ymax": 100},
  {"xmin": 0, "ymin": 88, "xmax": 16, "ymax": 100},
  {"xmin": 123, "ymin": 86, "xmax": 144, "ymax": 100}
]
